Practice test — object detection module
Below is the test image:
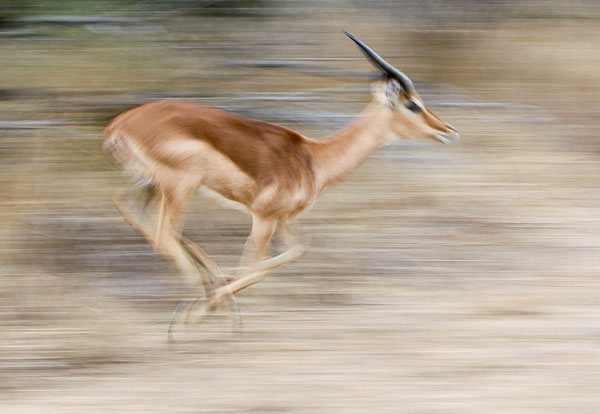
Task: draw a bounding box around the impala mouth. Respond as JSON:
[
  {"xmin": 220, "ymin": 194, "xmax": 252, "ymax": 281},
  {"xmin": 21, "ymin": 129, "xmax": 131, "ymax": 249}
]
[{"xmin": 434, "ymin": 129, "xmax": 459, "ymax": 144}]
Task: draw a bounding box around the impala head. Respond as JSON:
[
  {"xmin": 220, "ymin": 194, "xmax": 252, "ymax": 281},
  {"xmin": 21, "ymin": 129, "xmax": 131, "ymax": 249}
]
[{"xmin": 345, "ymin": 32, "xmax": 459, "ymax": 144}]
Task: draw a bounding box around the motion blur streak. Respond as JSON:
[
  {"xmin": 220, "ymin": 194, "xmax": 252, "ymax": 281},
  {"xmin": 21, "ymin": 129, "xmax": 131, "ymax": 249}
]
[{"xmin": 1, "ymin": 1, "xmax": 600, "ymax": 413}]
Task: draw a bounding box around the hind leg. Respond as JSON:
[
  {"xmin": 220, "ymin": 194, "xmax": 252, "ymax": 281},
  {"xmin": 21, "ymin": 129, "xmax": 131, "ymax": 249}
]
[
  {"xmin": 112, "ymin": 181, "xmax": 160, "ymax": 243},
  {"xmin": 149, "ymin": 179, "xmax": 214, "ymax": 291},
  {"xmin": 113, "ymin": 178, "xmax": 241, "ymax": 336},
  {"xmin": 152, "ymin": 180, "xmax": 242, "ymax": 335},
  {"xmin": 113, "ymin": 178, "xmax": 212, "ymax": 292}
]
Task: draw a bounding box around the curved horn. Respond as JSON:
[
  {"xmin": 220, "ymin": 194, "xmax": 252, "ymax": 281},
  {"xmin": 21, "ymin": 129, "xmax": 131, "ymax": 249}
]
[{"xmin": 344, "ymin": 31, "xmax": 413, "ymax": 92}]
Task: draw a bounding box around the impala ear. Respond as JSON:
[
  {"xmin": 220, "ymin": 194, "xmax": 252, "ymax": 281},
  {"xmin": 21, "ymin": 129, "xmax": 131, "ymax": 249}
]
[{"xmin": 385, "ymin": 78, "xmax": 402, "ymax": 108}]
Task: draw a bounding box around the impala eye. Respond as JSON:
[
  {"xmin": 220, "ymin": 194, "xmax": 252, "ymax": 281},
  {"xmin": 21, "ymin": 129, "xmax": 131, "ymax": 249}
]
[{"xmin": 406, "ymin": 100, "xmax": 422, "ymax": 113}]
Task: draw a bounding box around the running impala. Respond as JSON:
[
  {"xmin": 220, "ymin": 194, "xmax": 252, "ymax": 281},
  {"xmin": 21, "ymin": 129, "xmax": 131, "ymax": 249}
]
[{"xmin": 103, "ymin": 32, "xmax": 458, "ymax": 333}]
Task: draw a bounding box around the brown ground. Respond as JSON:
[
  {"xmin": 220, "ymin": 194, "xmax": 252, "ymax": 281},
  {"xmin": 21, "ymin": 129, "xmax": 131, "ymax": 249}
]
[{"xmin": 1, "ymin": 2, "xmax": 600, "ymax": 412}]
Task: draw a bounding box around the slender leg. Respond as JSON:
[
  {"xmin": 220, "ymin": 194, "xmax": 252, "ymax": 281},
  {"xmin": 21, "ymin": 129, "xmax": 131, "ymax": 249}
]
[
  {"xmin": 180, "ymin": 235, "xmax": 241, "ymax": 325},
  {"xmin": 186, "ymin": 214, "xmax": 276, "ymax": 322},
  {"xmin": 113, "ymin": 181, "xmax": 218, "ymax": 294},
  {"xmin": 225, "ymin": 222, "xmax": 305, "ymax": 295},
  {"xmin": 154, "ymin": 188, "xmax": 167, "ymax": 244},
  {"xmin": 112, "ymin": 183, "xmax": 159, "ymax": 243},
  {"xmin": 113, "ymin": 181, "xmax": 244, "ymax": 336},
  {"xmin": 187, "ymin": 217, "xmax": 306, "ymax": 324},
  {"xmin": 156, "ymin": 182, "xmax": 241, "ymax": 335}
]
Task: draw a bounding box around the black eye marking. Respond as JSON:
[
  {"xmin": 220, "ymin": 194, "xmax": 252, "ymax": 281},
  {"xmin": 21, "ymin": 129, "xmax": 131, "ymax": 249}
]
[{"xmin": 406, "ymin": 100, "xmax": 422, "ymax": 113}]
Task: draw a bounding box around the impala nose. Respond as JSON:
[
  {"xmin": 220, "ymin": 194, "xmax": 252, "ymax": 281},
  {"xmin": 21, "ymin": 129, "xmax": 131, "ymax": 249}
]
[{"xmin": 434, "ymin": 126, "xmax": 459, "ymax": 143}]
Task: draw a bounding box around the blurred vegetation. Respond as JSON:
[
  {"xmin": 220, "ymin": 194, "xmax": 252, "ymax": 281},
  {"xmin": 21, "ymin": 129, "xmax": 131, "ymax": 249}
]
[
  {"xmin": 0, "ymin": 0, "xmax": 271, "ymax": 22},
  {"xmin": 0, "ymin": 0, "xmax": 134, "ymax": 19}
]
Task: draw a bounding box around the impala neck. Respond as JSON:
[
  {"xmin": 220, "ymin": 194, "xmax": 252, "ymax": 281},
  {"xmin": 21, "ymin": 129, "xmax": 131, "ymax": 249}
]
[{"xmin": 311, "ymin": 104, "xmax": 393, "ymax": 193}]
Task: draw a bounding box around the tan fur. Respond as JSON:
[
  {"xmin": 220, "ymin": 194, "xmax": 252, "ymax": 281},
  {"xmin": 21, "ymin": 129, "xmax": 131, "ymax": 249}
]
[{"xmin": 103, "ymin": 77, "xmax": 457, "ymax": 332}]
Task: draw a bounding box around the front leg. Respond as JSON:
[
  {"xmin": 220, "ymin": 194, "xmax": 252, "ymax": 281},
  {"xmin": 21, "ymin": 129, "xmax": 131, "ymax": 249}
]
[{"xmin": 188, "ymin": 218, "xmax": 306, "ymax": 324}]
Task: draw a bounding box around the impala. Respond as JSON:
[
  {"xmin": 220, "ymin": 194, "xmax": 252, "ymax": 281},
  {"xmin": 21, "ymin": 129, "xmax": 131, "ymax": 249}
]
[{"xmin": 103, "ymin": 32, "xmax": 458, "ymax": 334}]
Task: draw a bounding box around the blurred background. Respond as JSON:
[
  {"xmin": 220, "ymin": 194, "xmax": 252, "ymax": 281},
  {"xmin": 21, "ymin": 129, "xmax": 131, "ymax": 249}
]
[{"xmin": 1, "ymin": 0, "xmax": 600, "ymax": 412}]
